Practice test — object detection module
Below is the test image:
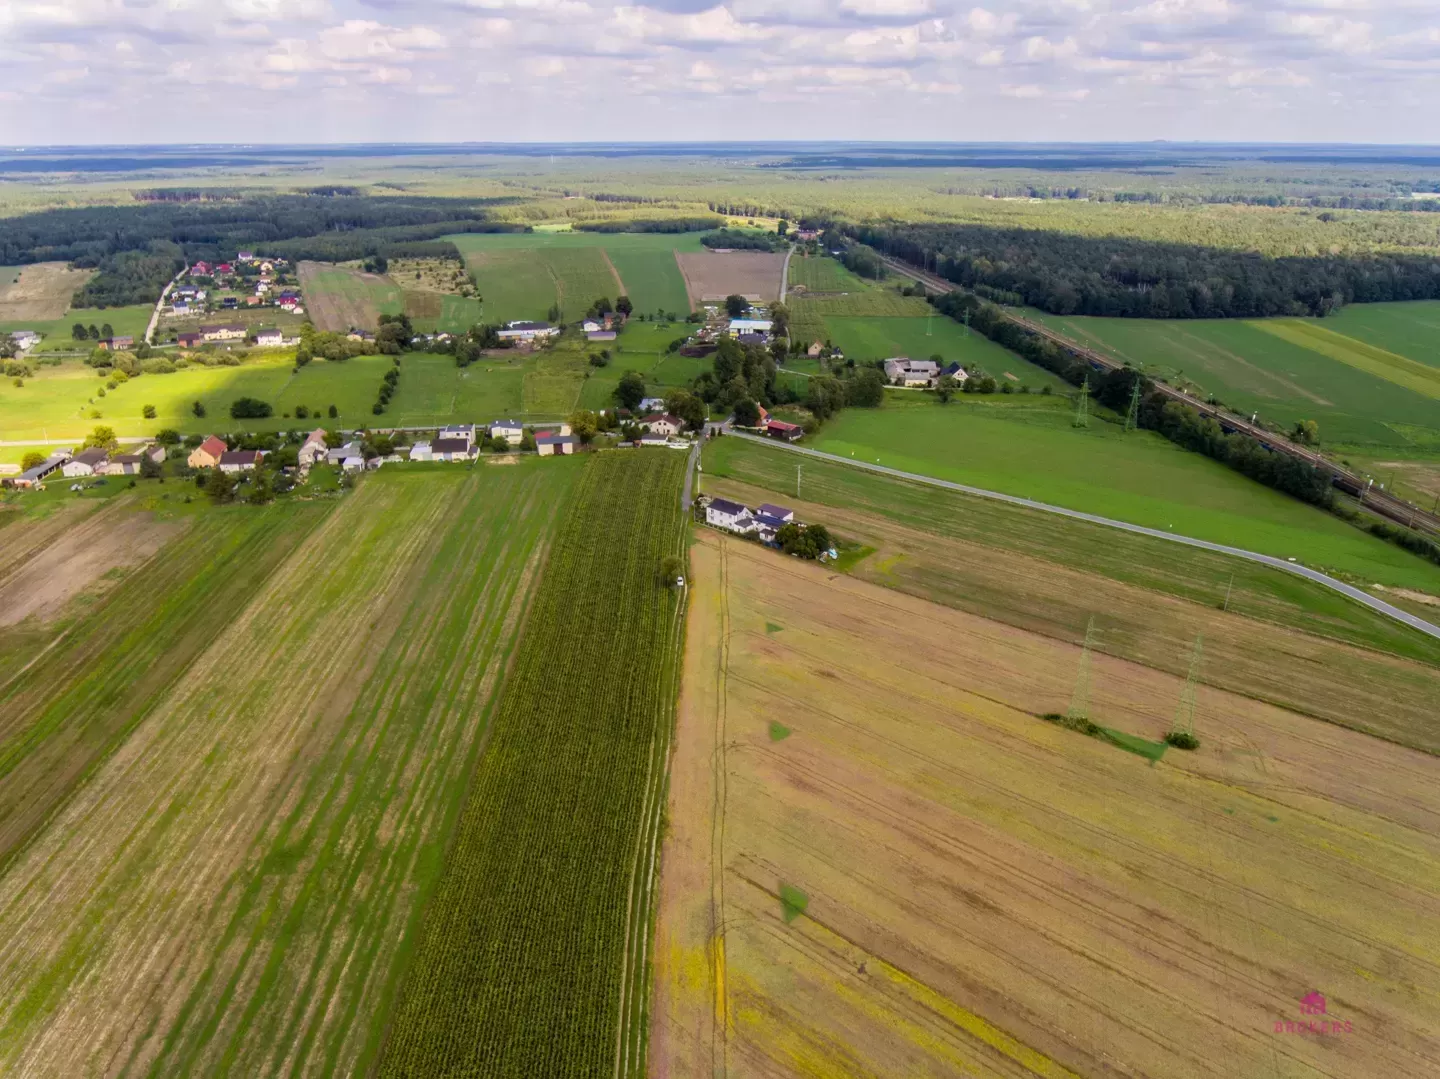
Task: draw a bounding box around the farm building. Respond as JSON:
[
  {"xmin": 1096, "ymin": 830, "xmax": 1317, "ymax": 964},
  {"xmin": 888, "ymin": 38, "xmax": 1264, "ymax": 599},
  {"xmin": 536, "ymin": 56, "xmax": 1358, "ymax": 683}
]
[
  {"xmin": 409, "ymin": 441, "xmax": 433, "ymax": 462},
  {"xmin": 587, "ymin": 330, "xmax": 617, "ymax": 343},
  {"xmin": 218, "ymin": 450, "xmax": 264, "ymax": 473},
  {"xmin": 176, "ymin": 332, "xmax": 201, "ymax": 348},
  {"xmin": 756, "ymin": 503, "xmax": 795, "ymax": 523},
  {"xmin": 765, "ymin": 420, "xmax": 804, "ymax": 442},
  {"xmin": 535, "ymin": 432, "xmax": 577, "ymax": 456},
  {"xmin": 106, "ymin": 454, "xmax": 146, "ymax": 476},
  {"xmin": 327, "ymin": 440, "xmax": 363, "ymax": 467},
  {"xmin": 297, "ymin": 429, "xmax": 329, "ymax": 467},
  {"xmin": 10, "ymin": 330, "xmax": 41, "ymax": 351},
  {"xmin": 729, "ymin": 318, "xmax": 773, "ymax": 336},
  {"xmin": 497, "ymin": 321, "xmax": 559, "ymax": 343},
  {"xmin": 9, "ymin": 450, "xmax": 70, "ymax": 488},
  {"xmin": 97, "ymin": 336, "xmax": 133, "ymax": 351},
  {"xmin": 254, "ymin": 328, "xmax": 284, "ymax": 347},
  {"xmin": 641, "ymin": 413, "xmax": 684, "ymax": 437},
  {"xmin": 807, "ymin": 341, "xmax": 823, "ymax": 358},
  {"xmin": 62, "ymin": 448, "xmax": 111, "ymax": 478},
  {"xmin": 188, "ymin": 436, "xmax": 228, "ymax": 469},
  {"xmin": 142, "ymin": 444, "xmax": 166, "ymax": 464},
  {"xmin": 705, "ymin": 498, "xmax": 755, "ymax": 533},
  {"xmin": 490, "ymin": 420, "xmax": 525, "ymax": 443},
  {"xmin": 200, "ymin": 324, "xmax": 246, "ymax": 343},
  {"xmin": 638, "ymin": 433, "xmax": 671, "ymax": 447},
  {"xmin": 883, "ymin": 357, "xmax": 940, "ymax": 387}
]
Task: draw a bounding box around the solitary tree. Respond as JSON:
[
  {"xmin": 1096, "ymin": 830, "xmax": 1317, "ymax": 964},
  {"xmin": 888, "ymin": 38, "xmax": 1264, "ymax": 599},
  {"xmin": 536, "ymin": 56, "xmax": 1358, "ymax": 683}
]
[
  {"xmin": 142, "ymin": 404, "xmax": 157, "ymax": 419},
  {"xmin": 192, "ymin": 400, "xmax": 207, "ymax": 418},
  {"xmin": 936, "ymin": 374, "xmax": 959, "ymax": 404},
  {"xmin": 615, "ymin": 295, "xmax": 633, "ymax": 316},
  {"xmin": 614, "ymin": 370, "xmax": 647, "ymax": 411}
]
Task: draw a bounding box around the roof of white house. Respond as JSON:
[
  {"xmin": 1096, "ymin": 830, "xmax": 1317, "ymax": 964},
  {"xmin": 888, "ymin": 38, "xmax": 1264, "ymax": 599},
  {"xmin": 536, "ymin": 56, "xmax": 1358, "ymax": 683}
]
[
  {"xmin": 729, "ymin": 318, "xmax": 773, "ymax": 332},
  {"xmin": 708, "ymin": 497, "xmax": 750, "ymax": 516}
]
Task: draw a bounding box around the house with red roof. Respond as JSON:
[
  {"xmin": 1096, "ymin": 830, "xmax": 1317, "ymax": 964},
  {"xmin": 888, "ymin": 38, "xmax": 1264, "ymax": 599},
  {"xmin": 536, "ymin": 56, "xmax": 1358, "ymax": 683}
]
[{"xmin": 187, "ymin": 435, "xmax": 228, "ymax": 469}]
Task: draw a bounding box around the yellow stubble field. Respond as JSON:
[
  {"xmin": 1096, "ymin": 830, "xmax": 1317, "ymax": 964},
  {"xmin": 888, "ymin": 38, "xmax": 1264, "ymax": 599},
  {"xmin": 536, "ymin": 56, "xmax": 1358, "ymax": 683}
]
[{"xmin": 650, "ymin": 533, "xmax": 1440, "ymax": 1078}]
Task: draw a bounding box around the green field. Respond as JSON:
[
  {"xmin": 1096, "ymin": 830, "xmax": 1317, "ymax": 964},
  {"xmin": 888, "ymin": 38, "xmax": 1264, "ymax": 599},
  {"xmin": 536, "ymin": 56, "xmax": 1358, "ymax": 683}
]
[
  {"xmin": 0, "ymin": 463, "xmax": 583, "ymax": 1074},
  {"xmin": 825, "ymin": 315, "xmax": 1068, "ymax": 388},
  {"xmin": 449, "ymin": 232, "xmax": 701, "ymax": 321},
  {"xmin": 787, "ymin": 252, "xmax": 871, "ymax": 293},
  {"xmin": 1024, "ymin": 306, "xmax": 1440, "ymax": 453},
  {"xmin": 380, "ymin": 450, "xmax": 686, "ymax": 1076},
  {"xmin": 0, "ymin": 304, "xmax": 154, "ymax": 353},
  {"xmin": 808, "ymin": 400, "xmax": 1440, "ymax": 592}
]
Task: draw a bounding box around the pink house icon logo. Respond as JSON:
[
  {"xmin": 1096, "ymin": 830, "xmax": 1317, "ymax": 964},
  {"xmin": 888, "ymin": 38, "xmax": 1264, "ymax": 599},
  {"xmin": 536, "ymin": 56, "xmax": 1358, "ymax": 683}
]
[{"xmin": 1299, "ymin": 992, "xmax": 1327, "ymax": 1016}]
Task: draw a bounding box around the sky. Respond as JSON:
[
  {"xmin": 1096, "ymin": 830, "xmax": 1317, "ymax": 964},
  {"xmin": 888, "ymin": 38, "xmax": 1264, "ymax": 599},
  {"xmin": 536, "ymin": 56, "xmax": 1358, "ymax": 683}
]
[{"xmin": 1, "ymin": 0, "xmax": 1437, "ymax": 145}]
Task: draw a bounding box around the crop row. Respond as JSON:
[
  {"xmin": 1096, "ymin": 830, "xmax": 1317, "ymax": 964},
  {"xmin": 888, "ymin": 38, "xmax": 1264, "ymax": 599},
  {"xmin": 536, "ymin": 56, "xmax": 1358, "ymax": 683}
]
[{"xmin": 379, "ymin": 450, "xmax": 689, "ymax": 1077}]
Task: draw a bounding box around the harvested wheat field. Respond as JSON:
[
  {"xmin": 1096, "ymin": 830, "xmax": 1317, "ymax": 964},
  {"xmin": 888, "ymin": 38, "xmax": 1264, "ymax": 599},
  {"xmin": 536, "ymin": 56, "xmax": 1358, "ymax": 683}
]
[
  {"xmin": 651, "ymin": 532, "xmax": 1440, "ymax": 1079},
  {"xmin": 676, "ymin": 251, "xmax": 786, "ymax": 304},
  {"xmin": 297, "ymin": 260, "xmax": 400, "ymax": 332},
  {"xmin": 0, "ymin": 262, "xmax": 93, "ymax": 321}
]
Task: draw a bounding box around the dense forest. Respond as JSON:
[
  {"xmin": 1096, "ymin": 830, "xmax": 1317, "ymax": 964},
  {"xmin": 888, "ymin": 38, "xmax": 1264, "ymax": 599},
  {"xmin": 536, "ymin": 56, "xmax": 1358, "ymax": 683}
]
[
  {"xmin": 856, "ymin": 223, "xmax": 1440, "ymax": 318},
  {"xmin": 0, "ymin": 193, "xmax": 527, "ymax": 305},
  {"xmin": 575, "ymin": 216, "xmax": 721, "ymax": 233}
]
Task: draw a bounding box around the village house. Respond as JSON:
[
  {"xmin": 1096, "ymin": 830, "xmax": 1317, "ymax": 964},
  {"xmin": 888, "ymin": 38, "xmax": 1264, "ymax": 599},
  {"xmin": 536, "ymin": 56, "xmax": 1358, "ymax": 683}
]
[
  {"xmin": 796, "ymin": 229, "xmax": 821, "ymax": 242},
  {"xmin": 765, "ymin": 419, "xmax": 804, "ymax": 442},
  {"xmin": 705, "ymin": 497, "xmax": 756, "ymax": 534},
  {"xmin": 218, "ymin": 450, "xmax": 264, "ymax": 473},
  {"xmin": 9, "ymin": 450, "xmax": 71, "ymax": 488},
  {"xmin": 215, "ymin": 263, "xmax": 234, "ymax": 275},
  {"xmin": 489, "ymin": 419, "xmax": 525, "ymax": 443},
  {"xmin": 807, "ymin": 341, "xmax": 824, "ymax": 358},
  {"xmin": 883, "ymin": 357, "xmax": 940, "ymax": 387},
  {"xmin": 187, "ymin": 435, "xmax": 228, "ymax": 469},
  {"xmin": 177, "ymin": 332, "xmax": 201, "ymax": 349},
  {"xmin": 106, "ymin": 453, "xmax": 145, "ymax": 476},
  {"xmin": 638, "ymin": 433, "xmax": 670, "ymax": 447},
  {"xmin": 409, "ymin": 441, "xmax": 433, "ymax": 462},
  {"xmin": 430, "ymin": 437, "xmax": 474, "ymax": 462},
  {"xmin": 200, "ymin": 324, "xmax": 246, "ymax": 343},
  {"xmin": 237, "ymin": 251, "xmax": 255, "ymax": 262},
  {"xmin": 254, "ymin": 328, "xmax": 284, "ymax": 347},
  {"xmin": 97, "ymin": 336, "xmax": 134, "ymax": 351},
  {"xmin": 535, "ymin": 432, "xmax": 577, "ymax": 456},
  {"xmin": 496, "ymin": 321, "xmax": 559, "ymax": 343},
  {"xmin": 941, "ymin": 361, "xmax": 969, "ymax": 382},
  {"xmin": 641, "ymin": 413, "xmax": 683, "ymax": 437},
  {"xmin": 190, "ymin": 261, "xmax": 212, "ymax": 277},
  {"xmin": 62, "ymin": 448, "xmax": 110, "ymax": 478},
  {"xmin": 142, "ymin": 443, "xmax": 166, "ymax": 464},
  {"xmin": 10, "ymin": 330, "xmax": 41, "ymax": 351},
  {"xmin": 169, "ymin": 303, "xmax": 192, "ymax": 318},
  {"xmin": 439, "ymin": 424, "xmax": 476, "ymax": 450},
  {"xmin": 297, "ymin": 429, "xmax": 329, "ymax": 468}
]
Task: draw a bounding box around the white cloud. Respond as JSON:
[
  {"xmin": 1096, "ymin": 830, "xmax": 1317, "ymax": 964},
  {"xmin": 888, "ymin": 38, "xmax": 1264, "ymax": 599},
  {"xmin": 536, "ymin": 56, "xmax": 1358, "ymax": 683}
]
[{"xmin": 840, "ymin": 0, "xmax": 933, "ymax": 17}]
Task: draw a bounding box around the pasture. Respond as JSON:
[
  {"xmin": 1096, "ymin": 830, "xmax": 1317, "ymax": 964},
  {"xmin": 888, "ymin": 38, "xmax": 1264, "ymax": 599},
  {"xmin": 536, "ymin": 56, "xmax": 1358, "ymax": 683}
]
[
  {"xmin": 0, "ymin": 304, "xmax": 153, "ymax": 353},
  {"xmin": 1024, "ymin": 307, "xmax": 1440, "ymax": 453},
  {"xmin": 0, "ymin": 464, "xmax": 580, "ymax": 1075},
  {"xmin": 652, "ymin": 532, "xmax": 1440, "ymax": 1079},
  {"xmin": 0, "ymin": 261, "xmax": 93, "ymax": 321},
  {"xmin": 823, "ymin": 314, "xmax": 1068, "ymax": 387},
  {"xmin": 381, "ymin": 450, "xmax": 687, "ymax": 1077},
  {"xmin": 448, "ymin": 231, "xmax": 699, "ymax": 318},
  {"xmin": 297, "ymin": 262, "xmax": 402, "ymax": 332},
  {"xmin": 807, "ymin": 403, "xmax": 1440, "ymax": 591}
]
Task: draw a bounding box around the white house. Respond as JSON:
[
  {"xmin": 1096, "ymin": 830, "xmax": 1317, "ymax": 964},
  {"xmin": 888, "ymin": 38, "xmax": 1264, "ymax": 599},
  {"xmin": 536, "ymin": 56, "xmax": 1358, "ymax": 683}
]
[
  {"xmin": 637, "ymin": 397, "xmax": 667, "ymax": 413},
  {"xmin": 883, "ymin": 357, "xmax": 940, "ymax": 387},
  {"xmin": 489, "ymin": 419, "xmax": 524, "ymax": 443},
  {"xmin": 62, "ymin": 448, "xmax": 110, "ymax": 478},
  {"xmin": 409, "ymin": 441, "xmax": 433, "ymax": 462},
  {"xmin": 497, "ymin": 321, "xmax": 559, "ymax": 343},
  {"xmin": 582, "ymin": 319, "xmax": 603, "ymax": 333},
  {"xmin": 10, "ymin": 330, "xmax": 40, "ymax": 351},
  {"xmin": 298, "ymin": 429, "xmax": 329, "ymax": 467},
  {"xmin": 641, "ymin": 413, "xmax": 683, "ymax": 437},
  {"xmin": 439, "ymin": 424, "xmax": 476, "ymax": 450},
  {"xmin": 254, "ymin": 328, "xmax": 284, "ymax": 347},
  {"xmin": 430, "ymin": 437, "xmax": 474, "ymax": 462},
  {"xmin": 705, "ymin": 497, "xmax": 756, "ymax": 533},
  {"xmin": 200, "ymin": 324, "xmax": 246, "ymax": 343},
  {"xmin": 729, "ymin": 318, "xmax": 773, "ymax": 336}
]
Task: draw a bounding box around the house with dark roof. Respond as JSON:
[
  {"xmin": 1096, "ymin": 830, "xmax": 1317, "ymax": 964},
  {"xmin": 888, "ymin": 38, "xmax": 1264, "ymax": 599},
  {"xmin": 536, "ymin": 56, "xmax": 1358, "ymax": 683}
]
[
  {"xmin": 219, "ymin": 450, "xmax": 264, "ymax": 473},
  {"xmin": 106, "ymin": 453, "xmax": 146, "ymax": 476},
  {"xmin": 489, "ymin": 419, "xmax": 525, "ymax": 443},
  {"xmin": 497, "ymin": 321, "xmax": 559, "ymax": 342},
  {"xmin": 535, "ymin": 432, "xmax": 577, "ymax": 456},
  {"xmin": 177, "ymin": 332, "xmax": 201, "ymax": 348},
  {"xmin": 63, "ymin": 448, "xmax": 111, "ymax": 477},
  {"xmin": 704, "ymin": 497, "xmax": 755, "ymax": 533},
  {"xmin": 431, "ymin": 437, "xmax": 475, "ymax": 462},
  {"xmin": 9, "ymin": 450, "xmax": 70, "ymax": 488},
  {"xmin": 755, "ymin": 503, "xmax": 794, "ymax": 523}
]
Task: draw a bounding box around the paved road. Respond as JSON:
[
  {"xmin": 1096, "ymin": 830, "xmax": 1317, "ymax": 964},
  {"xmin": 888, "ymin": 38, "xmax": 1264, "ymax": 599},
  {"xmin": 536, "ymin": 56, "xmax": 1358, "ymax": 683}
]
[
  {"xmin": 682, "ymin": 438, "xmax": 700, "ymax": 509},
  {"xmin": 780, "ymin": 244, "xmax": 793, "ymax": 302},
  {"xmin": 731, "ymin": 432, "xmax": 1440, "ymax": 641},
  {"xmin": 145, "ymin": 268, "xmax": 187, "ymax": 345}
]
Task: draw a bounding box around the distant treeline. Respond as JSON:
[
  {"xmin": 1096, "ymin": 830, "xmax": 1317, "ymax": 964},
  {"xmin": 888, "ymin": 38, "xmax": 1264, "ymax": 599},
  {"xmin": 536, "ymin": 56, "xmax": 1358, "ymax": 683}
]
[
  {"xmin": 856, "ymin": 223, "xmax": 1440, "ymax": 318},
  {"xmin": 0, "ymin": 193, "xmax": 524, "ymax": 305},
  {"xmin": 700, "ymin": 229, "xmax": 787, "ymax": 252},
  {"xmin": 929, "ymin": 290, "xmax": 1336, "ymax": 508},
  {"xmin": 575, "ymin": 217, "xmax": 722, "ymax": 233}
]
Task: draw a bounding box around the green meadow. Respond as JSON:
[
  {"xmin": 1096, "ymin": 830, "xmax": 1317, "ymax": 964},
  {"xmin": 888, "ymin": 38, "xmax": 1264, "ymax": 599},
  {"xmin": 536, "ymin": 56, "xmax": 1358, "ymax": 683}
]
[
  {"xmin": 0, "ymin": 305, "xmax": 154, "ymax": 353},
  {"xmin": 448, "ymin": 232, "xmax": 700, "ymax": 321},
  {"xmin": 808, "ymin": 397, "xmax": 1440, "ymax": 592},
  {"xmin": 824, "ymin": 316, "xmax": 1068, "ymax": 389},
  {"xmin": 1023, "ymin": 306, "xmax": 1440, "ymax": 454}
]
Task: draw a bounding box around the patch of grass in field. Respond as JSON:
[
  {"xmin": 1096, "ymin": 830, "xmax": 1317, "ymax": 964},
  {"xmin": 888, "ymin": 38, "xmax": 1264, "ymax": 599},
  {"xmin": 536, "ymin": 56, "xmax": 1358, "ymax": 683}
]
[
  {"xmin": 1099, "ymin": 728, "xmax": 1169, "ymax": 762},
  {"xmin": 779, "ymin": 883, "xmax": 809, "ymax": 923},
  {"xmin": 702, "ymin": 436, "xmax": 1440, "ymax": 663},
  {"xmin": 788, "ymin": 254, "xmax": 871, "ymax": 293},
  {"xmin": 390, "ymin": 352, "xmax": 525, "ymax": 424},
  {"xmin": 0, "ymin": 305, "xmax": 154, "ymax": 353},
  {"xmin": 1324, "ymin": 300, "xmax": 1440, "ymax": 368},
  {"xmin": 1252, "ymin": 319, "xmax": 1440, "ymax": 400},
  {"xmin": 1023, "ymin": 309, "xmax": 1440, "ymax": 452},
  {"xmin": 808, "ymin": 404, "xmax": 1440, "ymax": 590}
]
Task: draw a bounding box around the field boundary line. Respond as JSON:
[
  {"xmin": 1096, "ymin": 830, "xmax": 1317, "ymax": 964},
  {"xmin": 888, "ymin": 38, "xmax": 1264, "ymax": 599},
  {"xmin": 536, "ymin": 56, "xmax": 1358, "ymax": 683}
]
[{"xmin": 728, "ymin": 432, "xmax": 1440, "ymax": 641}]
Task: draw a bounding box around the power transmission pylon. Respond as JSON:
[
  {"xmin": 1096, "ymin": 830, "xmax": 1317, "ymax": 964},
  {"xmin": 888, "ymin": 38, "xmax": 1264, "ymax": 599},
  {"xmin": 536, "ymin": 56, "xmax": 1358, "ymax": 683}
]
[
  {"xmin": 962, "ymin": 308, "xmax": 971, "ymax": 337},
  {"xmin": 1067, "ymin": 617, "xmax": 1097, "ymax": 723},
  {"xmin": 1170, "ymin": 635, "xmax": 1203, "ymax": 740},
  {"xmin": 1124, "ymin": 376, "xmax": 1141, "ymax": 433},
  {"xmin": 1072, "ymin": 374, "xmax": 1090, "ymax": 429}
]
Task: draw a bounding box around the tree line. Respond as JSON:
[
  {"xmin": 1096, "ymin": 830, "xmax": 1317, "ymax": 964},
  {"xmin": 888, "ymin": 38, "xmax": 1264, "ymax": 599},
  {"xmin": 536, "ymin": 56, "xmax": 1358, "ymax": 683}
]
[{"xmin": 853, "ymin": 223, "xmax": 1440, "ymax": 318}]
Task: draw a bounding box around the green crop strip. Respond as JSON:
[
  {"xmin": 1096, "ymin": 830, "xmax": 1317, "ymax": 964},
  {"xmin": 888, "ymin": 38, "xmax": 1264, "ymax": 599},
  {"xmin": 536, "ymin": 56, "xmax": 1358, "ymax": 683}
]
[{"xmin": 379, "ymin": 450, "xmax": 688, "ymax": 1078}]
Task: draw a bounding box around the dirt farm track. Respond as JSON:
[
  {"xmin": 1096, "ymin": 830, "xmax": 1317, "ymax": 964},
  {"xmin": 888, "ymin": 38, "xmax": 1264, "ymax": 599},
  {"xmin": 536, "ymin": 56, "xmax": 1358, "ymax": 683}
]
[{"xmin": 649, "ymin": 532, "xmax": 1440, "ymax": 1079}]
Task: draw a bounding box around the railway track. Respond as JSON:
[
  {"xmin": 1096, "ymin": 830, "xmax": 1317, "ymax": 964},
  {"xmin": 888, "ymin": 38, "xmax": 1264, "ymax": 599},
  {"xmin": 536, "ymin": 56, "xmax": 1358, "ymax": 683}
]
[{"xmin": 878, "ymin": 254, "xmax": 1440, "ymax": 540}]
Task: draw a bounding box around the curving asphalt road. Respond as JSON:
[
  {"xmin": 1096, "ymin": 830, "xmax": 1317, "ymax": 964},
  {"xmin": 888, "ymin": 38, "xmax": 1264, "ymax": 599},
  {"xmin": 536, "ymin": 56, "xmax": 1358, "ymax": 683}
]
[{"xmin": 730, "ymin": 432, "xmax": 1440, "ymax": 641}]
